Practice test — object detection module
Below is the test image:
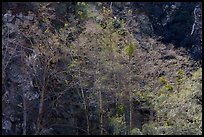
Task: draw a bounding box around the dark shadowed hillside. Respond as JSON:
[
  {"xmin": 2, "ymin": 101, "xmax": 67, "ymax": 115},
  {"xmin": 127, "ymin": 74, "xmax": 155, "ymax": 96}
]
[{"xmin": 2, "ymin": 2, "xmax": 202, "ymax": 135}]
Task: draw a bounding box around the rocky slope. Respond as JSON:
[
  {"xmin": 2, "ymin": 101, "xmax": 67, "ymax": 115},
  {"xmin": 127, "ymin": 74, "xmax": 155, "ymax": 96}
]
[{"xmin": 2, "ymin": 2, "xmax": 202, "ymax": 135}]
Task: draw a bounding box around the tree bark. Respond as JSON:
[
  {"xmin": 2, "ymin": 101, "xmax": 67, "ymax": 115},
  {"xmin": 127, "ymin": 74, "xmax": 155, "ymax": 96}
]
[
  {"xmin": 23, "ymin": 95, "xmax": 27, "ymax": 135},
  {"xmin": 79, "ymin": 80, "xmax": 90, "ymax": 135},
  {"xmin": 35, "ymin": 63, "xmax": 47, "ymax": 135}
]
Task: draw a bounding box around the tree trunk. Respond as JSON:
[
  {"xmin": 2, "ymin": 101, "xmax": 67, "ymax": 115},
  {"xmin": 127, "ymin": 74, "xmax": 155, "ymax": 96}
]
[
  {"xmin": 129, "ymin": 90, "xmax": 132, "ymax": 134},
  {"xmin": 99, "ymin": 87, "xmax": 103, "ymax": 135},
  {"xmin": 35, "ymin": 64, "xmax": 47, "ymax": 135},
  {"xmin": 76, "ymin": 39, "xmax": 90, "ymax": 135},
  {"xmin": 80, "ymin": 83, "xmax": 90, "ymax": 135},
  {"xmin": 35, "ymin": 86, "xmax": 45, "ymax": 135},
  {"xmin": 23, "ymin": 95, "xmax": 27, "ymax": 135}
]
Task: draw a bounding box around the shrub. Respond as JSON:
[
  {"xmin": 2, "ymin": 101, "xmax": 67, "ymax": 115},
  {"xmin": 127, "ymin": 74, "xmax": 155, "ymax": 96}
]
[{"xmin": 159, "ymin": 76, "xmax": 167, "ymax": 85}]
